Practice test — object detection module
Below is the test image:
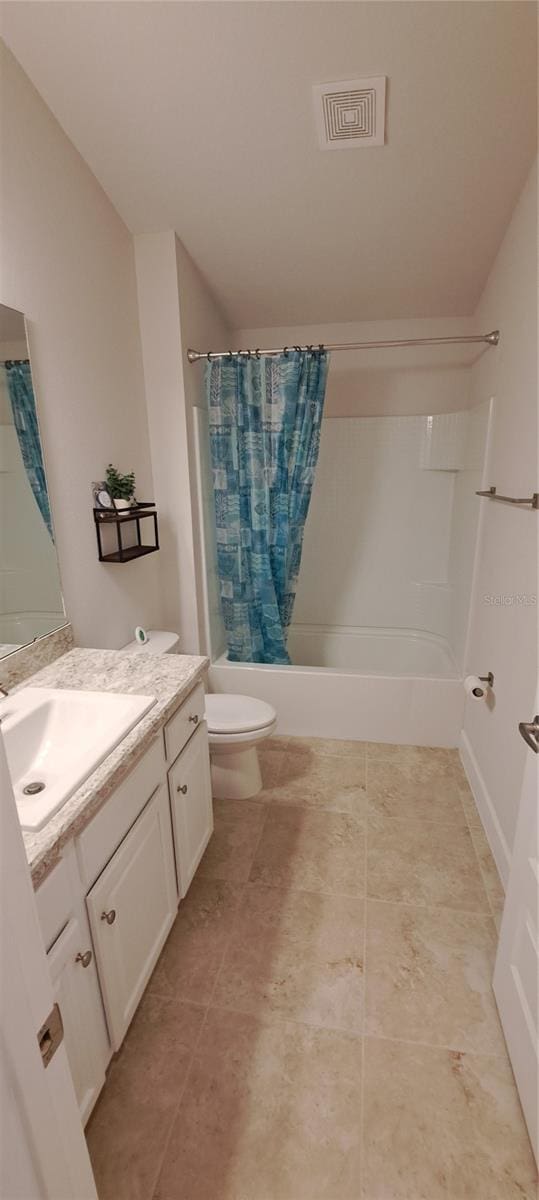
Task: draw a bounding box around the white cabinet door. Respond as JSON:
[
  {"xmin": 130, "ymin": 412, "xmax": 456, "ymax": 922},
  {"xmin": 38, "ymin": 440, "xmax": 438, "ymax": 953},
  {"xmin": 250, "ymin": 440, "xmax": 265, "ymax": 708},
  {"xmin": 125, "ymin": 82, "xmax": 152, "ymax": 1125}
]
[
  {"xmin": 168, "ymin": 723, "xmax": 213, "ymax": 898},
  {"xmin": 86, "ymin": 784, "xmax": 177, "ymax": 1050},
  {"xmin": 493, "ymin": 692, "xmax": 539, "ymax": 1165},
  {"xmin": 48, "ymin": 913, "xmax": 109, "ymax": 1126},
  {"xmin": 0, "ymin": 737, "xmax": 97, "ymax": 1200}
]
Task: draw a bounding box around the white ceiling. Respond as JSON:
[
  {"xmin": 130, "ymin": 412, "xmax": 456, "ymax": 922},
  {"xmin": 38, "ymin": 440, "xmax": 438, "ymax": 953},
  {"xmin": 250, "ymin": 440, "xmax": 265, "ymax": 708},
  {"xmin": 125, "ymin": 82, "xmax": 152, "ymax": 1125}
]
[{"xmin": 2, "ymin": 1, "xmax": 537, "ymax": 328}]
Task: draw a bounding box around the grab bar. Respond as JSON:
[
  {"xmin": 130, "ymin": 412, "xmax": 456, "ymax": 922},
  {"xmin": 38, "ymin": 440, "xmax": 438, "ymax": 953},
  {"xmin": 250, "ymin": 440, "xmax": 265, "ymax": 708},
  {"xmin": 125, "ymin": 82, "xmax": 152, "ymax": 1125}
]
[{"xmin": 476, "ymin": 486, "xmax": 539, "ymax": 509}]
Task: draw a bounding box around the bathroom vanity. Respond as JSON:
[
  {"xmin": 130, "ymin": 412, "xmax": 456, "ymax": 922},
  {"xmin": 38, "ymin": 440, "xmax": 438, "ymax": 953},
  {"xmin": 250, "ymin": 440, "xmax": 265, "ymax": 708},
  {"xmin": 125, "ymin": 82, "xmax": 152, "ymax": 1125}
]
[{"xmin": 18, "ymin": 647, "xmax": 212, "ymax": 1125}]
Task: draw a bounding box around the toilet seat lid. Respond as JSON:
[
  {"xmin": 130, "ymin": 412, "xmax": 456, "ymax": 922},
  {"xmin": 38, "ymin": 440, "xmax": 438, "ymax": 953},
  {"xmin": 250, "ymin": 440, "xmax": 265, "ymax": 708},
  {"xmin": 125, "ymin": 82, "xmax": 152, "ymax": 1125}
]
[{"xmin": 205, "ymin": 693, "xmax": 276, "ymax": 734}]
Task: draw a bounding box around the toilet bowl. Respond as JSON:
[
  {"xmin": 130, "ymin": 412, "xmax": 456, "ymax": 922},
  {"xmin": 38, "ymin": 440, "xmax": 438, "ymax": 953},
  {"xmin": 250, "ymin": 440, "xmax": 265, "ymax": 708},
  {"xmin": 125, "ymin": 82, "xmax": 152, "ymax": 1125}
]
[{"xmin": 205, "ymin": 693, "xmax": 277, "ymax": 800}]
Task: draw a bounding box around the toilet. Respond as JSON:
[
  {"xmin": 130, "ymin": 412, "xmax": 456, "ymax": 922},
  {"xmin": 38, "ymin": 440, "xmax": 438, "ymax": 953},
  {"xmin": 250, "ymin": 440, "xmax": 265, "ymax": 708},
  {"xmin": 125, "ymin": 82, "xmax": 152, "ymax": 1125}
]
[
  {"xmin": 123, "ymin": 629, "xmax": 181, "ymax": 655},
  {"xmin": 122, "ymin": 631, "xmax": 277, "ymax": 800},
  {"xmin": 205, "ymin": 693, "xmax": 277, "ymax": 800}
]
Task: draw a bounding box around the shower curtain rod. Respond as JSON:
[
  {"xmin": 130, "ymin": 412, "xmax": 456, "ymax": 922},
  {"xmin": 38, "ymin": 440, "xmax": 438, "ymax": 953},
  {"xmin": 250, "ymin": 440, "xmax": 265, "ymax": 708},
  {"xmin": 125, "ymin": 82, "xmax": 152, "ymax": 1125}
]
[{"xmin": 187, "ymin": 330, "xmax": 500, "ymax": 363}]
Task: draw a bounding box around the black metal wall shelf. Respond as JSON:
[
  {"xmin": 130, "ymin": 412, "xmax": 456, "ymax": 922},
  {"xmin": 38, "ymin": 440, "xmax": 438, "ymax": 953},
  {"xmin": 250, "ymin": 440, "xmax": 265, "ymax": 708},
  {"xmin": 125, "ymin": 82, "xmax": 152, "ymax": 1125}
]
[{"xmin": 94, "ymin": 502, "xmax": 159, "ymax": 563}]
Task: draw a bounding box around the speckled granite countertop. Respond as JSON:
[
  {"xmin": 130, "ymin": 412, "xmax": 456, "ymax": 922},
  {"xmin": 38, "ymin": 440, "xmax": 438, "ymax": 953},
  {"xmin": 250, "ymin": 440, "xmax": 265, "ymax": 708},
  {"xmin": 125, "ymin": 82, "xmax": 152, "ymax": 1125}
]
[{"xmin": 17, "ymin": 648, "xmax": 209, "ymax": 888}]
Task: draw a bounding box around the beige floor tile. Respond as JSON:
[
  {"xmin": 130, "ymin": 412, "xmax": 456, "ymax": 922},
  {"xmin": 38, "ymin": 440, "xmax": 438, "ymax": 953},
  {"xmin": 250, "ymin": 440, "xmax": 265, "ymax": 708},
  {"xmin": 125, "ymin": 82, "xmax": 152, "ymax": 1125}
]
[
  {"xmin": 257, "ymin": 746, "xmax": 286, "ymax": 794},
  {"xmin": 270, "ymin": 748, "xmax": 367, "ymax": 817},
  {"xmin": 503, "ymin": 1177, "xmax": 539, "ymax": 1200},
  {"xmin": 86, "ymin": 993, "xmax": 205, "ymax": 1200},
  {"xmin": 214, "ymin": 882, "xmax": 365, "ymax": 1033},
  {"xmin": 153, "ymin": 1008, "xmax": 363, "ymax": 1200},
  {"xmin": 367, "ymin": 813, "xmax": 490, "ymax": 912},
  {"xmin": 198, "ymin": 799, "xmax": 267, "ymax": 883},
  {"xmin": 367, "ymin": 760, "xmax": 467, "ymax": 826},
  {"xmin": 249, "ymin": 805, "xmax": 366, "ymax": 897},
  {"xmin": 490, "ymin": 894, "xmax": 505, "ymax": 934},
  {"xmin": 450, "ymin": 755, "xmax": 470, "ymax": 788},
  {"xmin": 365, "ymin": 900, "xmax": 506, "ymax": 1055},
  {"xmin": 469, "ymin": 823, "xmax": 506, "ymax": 904},
  {"xmin": 362, "ymin": 1037, "xmax": 537, "ymax": 1199},
  {"xmin": 366, "ymin": 743, "xmax": 458, "ymax": 773},
  {"xmin": 287, "ymin": 735, "xmax": 367, "ymax": 760},
  {"xmin": 147, "ymin": 876, "xmax": 244, "ymax": 1004},
  {"xmin": 267, "ymin": 734, "xmax": 291, "ymax": 752}
]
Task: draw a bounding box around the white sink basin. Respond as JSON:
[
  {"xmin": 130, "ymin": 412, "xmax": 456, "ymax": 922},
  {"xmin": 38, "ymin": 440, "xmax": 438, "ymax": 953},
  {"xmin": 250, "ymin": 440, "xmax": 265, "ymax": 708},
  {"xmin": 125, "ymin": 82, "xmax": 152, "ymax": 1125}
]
[{"xmin": 0, "ymin": 687, "xmax": 156, "ymax": 831}]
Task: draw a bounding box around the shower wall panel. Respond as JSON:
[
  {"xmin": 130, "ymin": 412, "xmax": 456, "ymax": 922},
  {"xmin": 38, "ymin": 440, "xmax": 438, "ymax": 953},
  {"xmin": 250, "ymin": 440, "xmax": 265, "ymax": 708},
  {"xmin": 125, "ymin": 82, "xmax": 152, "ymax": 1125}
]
[{"xmin": 294, "ymin": 410, "xmax": 487, "ymax": 654}]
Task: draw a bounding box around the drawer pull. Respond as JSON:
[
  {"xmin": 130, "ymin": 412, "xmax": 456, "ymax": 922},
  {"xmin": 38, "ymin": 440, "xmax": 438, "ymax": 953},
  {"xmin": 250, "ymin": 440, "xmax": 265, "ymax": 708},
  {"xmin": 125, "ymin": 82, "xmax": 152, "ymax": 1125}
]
[
  {"xmin": 188, "ymin": 714, "xmax": 199, "ymax": 725},
  {"xmin": 75, "ymin": 950, "xmax": 93, "ymax": 968},
  {"xmin": 177, "ymin": 783, "xmax": 188, "ymax": 794},
  {"xmin": 101, "ymin": 909, "xmax": 116, "ymax": 925}
]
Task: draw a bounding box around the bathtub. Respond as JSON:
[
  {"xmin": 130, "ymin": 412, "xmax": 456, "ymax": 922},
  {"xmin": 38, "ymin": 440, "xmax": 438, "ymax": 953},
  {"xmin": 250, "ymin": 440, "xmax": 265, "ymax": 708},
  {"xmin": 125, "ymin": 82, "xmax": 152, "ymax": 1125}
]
[
  {"xmin": 287, "ymin": 624, "xmax": 457, "ymax": 677},
  {"xmin": 209, "ymin": 624, "xmax": 464, "ymax": 747},
  {"xmin": 0, "ymin": 611, "xmax": 65, "ymax": 657}
]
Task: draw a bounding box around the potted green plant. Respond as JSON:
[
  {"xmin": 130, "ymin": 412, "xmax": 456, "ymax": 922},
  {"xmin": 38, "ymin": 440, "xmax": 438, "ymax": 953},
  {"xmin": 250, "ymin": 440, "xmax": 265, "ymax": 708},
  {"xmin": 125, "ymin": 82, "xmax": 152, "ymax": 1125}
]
[{"xmin": 105, "ymin": 464, "xmax": 136, "ymax": 511}]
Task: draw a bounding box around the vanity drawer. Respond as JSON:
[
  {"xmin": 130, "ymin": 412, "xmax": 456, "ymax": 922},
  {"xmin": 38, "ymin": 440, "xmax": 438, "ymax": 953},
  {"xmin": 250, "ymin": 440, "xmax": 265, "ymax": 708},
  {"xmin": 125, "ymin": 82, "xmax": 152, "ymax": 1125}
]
[
  {"xmin": 77, "ymin": 737, "xmax": 165, "ymax": 889},
  {"xmin": 35, "ymin": 855, "xmax": 73, "ymax": 952},
  {"xmin": 165, "ymin": 682, "xmax": 206, "ymax": 764}
]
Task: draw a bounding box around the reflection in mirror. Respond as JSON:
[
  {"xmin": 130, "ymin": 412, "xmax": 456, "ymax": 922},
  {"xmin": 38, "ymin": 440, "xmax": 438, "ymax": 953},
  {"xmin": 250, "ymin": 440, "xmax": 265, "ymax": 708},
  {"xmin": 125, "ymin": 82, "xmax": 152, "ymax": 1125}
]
[{"xmin": 0, "ymin": 304, "xmax": 65, "ymax": 658}]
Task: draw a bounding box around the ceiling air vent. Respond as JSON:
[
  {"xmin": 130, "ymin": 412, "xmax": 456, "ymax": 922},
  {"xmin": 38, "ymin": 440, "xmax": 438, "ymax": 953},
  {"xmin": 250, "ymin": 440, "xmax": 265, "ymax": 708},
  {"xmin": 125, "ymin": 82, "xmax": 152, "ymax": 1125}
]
[{"xmin": 313, "ymin": 76, "xmax": 386, "ymax": 150}]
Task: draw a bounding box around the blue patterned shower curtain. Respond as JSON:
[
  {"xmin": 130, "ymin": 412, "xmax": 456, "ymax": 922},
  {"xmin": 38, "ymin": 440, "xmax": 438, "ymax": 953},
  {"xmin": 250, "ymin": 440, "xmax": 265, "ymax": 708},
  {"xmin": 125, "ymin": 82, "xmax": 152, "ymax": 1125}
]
[
  {"xmin": 5, "ymin": 361, "xmax": 53, "ymax": 539},
  {"xmin": 207, "ymin": 350, "xmax": 329, "ymax": 663}
]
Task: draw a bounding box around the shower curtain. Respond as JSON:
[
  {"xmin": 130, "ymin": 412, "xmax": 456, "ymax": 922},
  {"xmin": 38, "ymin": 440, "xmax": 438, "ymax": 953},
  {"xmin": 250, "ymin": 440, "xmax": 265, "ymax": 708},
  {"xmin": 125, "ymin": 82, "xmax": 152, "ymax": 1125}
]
[
  {"xmin": 207, "ymin": 349, "xmax": 329, "ymax": 664},
  {"xmin": 5, "ymin": 361, "xmax": 53, "ymax": 539}
]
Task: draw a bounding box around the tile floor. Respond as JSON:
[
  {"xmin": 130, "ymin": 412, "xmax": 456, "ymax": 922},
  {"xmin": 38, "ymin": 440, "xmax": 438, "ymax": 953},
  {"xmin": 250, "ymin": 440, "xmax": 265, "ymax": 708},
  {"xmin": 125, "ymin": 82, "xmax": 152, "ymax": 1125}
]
[{"xmin": 86, "ymin": 737, "xmax": 537, "ymax": 1200}]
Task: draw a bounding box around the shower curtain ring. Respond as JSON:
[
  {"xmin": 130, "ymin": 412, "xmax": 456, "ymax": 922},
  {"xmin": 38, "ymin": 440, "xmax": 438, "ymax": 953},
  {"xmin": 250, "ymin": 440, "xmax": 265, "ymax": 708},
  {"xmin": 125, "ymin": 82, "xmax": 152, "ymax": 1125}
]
[
  {"xmin": 318, "ymin": 344, "xmax": 325, "ymax": 355},
  {"xmin": 255, "ymin": 349, "xmax": 261, "ymax": 359},
  {"xmin": 283, "ymin": 347, "xmax": 289, "ymax": 357},
  {"xmin": 228, "ymin": 350, "xmax": 233, "ymax": 361}
]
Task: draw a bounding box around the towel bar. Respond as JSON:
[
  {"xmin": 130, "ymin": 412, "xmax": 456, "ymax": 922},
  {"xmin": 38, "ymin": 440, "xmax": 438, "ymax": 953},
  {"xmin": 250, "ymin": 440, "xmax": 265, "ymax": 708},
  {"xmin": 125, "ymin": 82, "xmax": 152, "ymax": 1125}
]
[{"xmin": 476, "ymin": 487, "xmax": 538, "ymax": 509}]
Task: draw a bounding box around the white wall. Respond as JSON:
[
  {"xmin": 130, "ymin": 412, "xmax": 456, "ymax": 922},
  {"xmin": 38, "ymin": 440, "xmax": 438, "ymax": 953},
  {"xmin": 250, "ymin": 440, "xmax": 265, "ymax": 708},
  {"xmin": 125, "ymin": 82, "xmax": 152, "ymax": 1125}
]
[
  {"xmin": 461, "ymin": 162, "xmax": 538, "ymax": 883},
  {"xmin": 0, "ymin": 44, "xmax": 161, "ymax": 649},
  {"xmin": 135, "ymin": 232, "xmax": 230, "ymax": 654},
  {"xmin": 174, "ymin": 239, "xmax": 231, "ymax": 655},
  {"xmin": 234, "ymin": 317, "xmax": 474, "ymax": 417}
]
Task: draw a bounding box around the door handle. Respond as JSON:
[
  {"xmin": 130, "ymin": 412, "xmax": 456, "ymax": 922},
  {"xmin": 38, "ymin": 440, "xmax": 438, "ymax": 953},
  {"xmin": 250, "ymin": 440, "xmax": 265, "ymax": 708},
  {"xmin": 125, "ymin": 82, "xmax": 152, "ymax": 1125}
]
[
  {"xmin": 75, "ymin": 950, "xmax": 93, "ymax": 968},
  {"xmin": 518, "ymin": 716, "xmax": 539, "ymax": 753},
  {"xmin": 188, "ymin": 714, "xmax": 199, "ymax": 725},
  {"xmin": 101, "ymin": 908, "xmax": 116, "ymax": 925},
  {"xmin": 177, "ymin": 783, "xmax": 188, "ymax": 794}
]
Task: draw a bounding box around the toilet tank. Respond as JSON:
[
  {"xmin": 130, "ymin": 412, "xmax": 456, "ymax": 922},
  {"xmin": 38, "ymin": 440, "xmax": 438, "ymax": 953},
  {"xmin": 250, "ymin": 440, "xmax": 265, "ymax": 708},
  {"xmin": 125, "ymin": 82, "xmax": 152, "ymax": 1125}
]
[{"xmin": 122, "ymin": 630, "xmax": 180, "ymax": 655}]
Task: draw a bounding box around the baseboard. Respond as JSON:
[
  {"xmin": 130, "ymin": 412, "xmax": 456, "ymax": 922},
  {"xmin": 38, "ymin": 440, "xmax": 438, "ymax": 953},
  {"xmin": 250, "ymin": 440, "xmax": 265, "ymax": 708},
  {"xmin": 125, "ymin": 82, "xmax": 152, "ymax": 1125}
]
[{"xmin": 459, "ymin": 730, "xmax": 510, "ymax": 888}]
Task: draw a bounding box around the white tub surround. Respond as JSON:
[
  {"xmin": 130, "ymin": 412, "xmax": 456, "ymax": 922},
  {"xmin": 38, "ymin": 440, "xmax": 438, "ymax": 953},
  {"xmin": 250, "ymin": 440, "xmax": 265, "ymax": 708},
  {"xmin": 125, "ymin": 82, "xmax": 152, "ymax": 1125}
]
[
  {"xmin": 15, "ymin": 647, "xmax": 208, "ymax": 886},
  {"xmin": 293, "ymin": 408, "xmax": 489, "ymax": 669}
]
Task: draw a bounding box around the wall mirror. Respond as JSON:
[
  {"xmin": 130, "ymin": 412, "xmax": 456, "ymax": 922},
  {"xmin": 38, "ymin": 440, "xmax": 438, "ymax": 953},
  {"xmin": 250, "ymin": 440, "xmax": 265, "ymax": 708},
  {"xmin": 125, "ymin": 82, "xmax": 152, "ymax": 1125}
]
[{"xmin": 0, "ymin": 304, "xmax": 65, "ymax": 658}]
